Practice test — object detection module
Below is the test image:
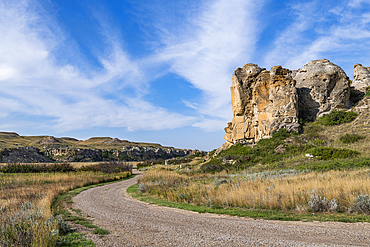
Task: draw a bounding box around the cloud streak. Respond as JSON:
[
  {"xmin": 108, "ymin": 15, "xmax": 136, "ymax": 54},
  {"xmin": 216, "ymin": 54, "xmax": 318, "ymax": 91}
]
[
  {"xmin": 0, "ymin": 0, "xmax": 195, "ymax": 133},
  {"xmin": 152, "ymin": 0, "xmax": 264, "ymax": 131},
  {"xmin": 264, "ymin": 0, "xmax": 370, "ymax": 72}
]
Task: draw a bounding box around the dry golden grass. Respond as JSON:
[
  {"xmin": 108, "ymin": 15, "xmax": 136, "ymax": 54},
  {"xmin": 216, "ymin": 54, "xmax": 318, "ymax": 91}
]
[
  {"xmin": 0, "ymin": 171, "xmax": 130, "ymax": 246},
  {"xmin": 139, "ymin": 169, "xmax": 370, "ymax": 212}
]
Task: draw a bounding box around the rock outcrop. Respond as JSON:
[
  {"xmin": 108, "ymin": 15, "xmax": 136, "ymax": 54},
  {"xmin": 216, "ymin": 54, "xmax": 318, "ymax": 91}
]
[
  {"xmin": 224, "ymin": 59, "xmax": 352, "ymax": 146},
  {"xmin": 352, "ymin": 64, "xmax": 370, "ymax": 93},
  {"xmin": 43, "ymin": 146, "xmax": 193, "ymax": 162},
  {"xmin": 0, "ymin": 147, "xmax": 54, "ymax": 163},
  {"xmin": 224, "ymin": 64, "xmax": 300, "ymax": 145},
  {"xmin": 0, "ymin": 146, "xmax": 194, "ymax": 163},
  {"xmin": 294, "ymin": 59, "xmax": 351, "ymax": 121}
]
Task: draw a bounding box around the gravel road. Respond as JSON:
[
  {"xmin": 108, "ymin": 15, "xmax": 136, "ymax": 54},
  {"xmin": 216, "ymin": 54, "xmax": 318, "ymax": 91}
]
[{"xmin": 73, "ymin": 172, "xmax": 370, "ymax": 246}]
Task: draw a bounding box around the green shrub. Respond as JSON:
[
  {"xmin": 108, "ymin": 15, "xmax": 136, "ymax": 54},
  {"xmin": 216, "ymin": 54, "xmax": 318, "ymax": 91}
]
[
  {"xmin": 79, "ymin": 161, "xmax": 132, "ymax": 173},
  {"xmin": 339, "ymin": 134, "xmax": 365, "ymax": 143},
  {"xmin": 303, "ymin": 123, "xmax": 324, "ymax": 139},
  {"xmin": 0, "ymin": 163, "xmax": 76, "ymax": 173},
  {"xmin": 307, "ymin": 147, "xmax": 360, "ymax": 160},
  {"xmin": 201, "ymin": 129, "xmax": 310, "ymax": 173},
  {"xmin": 317, "ymin": 110, "xmax": 358, "ymax": 126},
  {"xmin": 295, "ymin": 158, "xmax": 370, "ymax": 171}
]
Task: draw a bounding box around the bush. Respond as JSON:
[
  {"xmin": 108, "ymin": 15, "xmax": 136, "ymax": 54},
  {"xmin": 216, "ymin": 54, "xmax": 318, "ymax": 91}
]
[
  {"xmin": 317, "ymin": 110, "xmax": 358, "ymax": 126},
  {"xmin": 303, "ymin": 123, "xmax": 324, "ymax": 139},
  {"xmin": 79, "ymin": 161, "xmax": 132, "ymax": 173},
  {"xmin": 213, "ymin": 177, "xmax": 228, "ymax": 186},
  {"xmin": 138, "ymin": 183, "xmax": 146, "ymax": 193},
  {"xmin": 308, "ymin": 190, "xmax": 338, "ymax": 212},
  {"xmin": 339, "ymin": 134, "xmax": 365, "ymax": 143},
  {"xmin": 0, "ymin": 163, "xmax": 76, "ymax": 173},
  {"xmin": 352, "ymin": 194, "xmax": 370, "ymax": 214},
  {"xmin": 308, "ymin": 147, "xmax": 360, "ymax": 160},
  {"xmin": 200, "ymin": 129, "xmax": 309, "ymax": 173}
]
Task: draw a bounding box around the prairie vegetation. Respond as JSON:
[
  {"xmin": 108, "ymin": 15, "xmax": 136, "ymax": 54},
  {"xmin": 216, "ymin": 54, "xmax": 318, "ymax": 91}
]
[
  {"xmin": 133, "ymin": 109, "xmax": 370, "ymax": 221},
  {"xmin": 138, "ymin": 169, "xmax": 370, "ymax": 213},
  {"xmin": 0, "ymin": 162, "xmax": 131, "ymax": 246}
]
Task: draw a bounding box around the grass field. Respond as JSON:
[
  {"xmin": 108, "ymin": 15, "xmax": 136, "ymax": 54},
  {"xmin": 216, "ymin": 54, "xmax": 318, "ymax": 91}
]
[
  {"xmin": 137, "ymin": 169, "xmax": 370, "ymax": 213},
  {"xmin": 0, "ymin": 170, "xmax": 131, "ymax": 246},
  {"xmin": 133, "ymin": 108, "xmax": 370, "ymax": 222}
]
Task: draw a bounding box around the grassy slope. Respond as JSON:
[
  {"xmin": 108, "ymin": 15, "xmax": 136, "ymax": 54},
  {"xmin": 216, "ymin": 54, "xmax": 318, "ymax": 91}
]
[{"xmin": 200, "ymin": 107, "xmax": 370, "ymax": 173}]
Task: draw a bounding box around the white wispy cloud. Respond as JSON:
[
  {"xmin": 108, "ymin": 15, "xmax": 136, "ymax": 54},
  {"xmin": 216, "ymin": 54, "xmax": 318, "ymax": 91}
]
[
  {"xmin": 152, "ymin": 0, "xmax": 264, "ymax": 131},
  {"xmin": 0, "ymin": 0, "xmax": 195, "ymax": 133},
  {"xmin": 264, "ymin": 0, "xmax": 370, "ymax": 71}
]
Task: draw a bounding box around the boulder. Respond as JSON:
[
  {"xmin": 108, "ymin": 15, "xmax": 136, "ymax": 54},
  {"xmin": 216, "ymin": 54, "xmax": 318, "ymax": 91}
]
[
  {"xmin": 293, "ymin": 59, "xmax": 350, "ymax": 121},
  {"xmin": 225, "ymin": 64, "xmax": 300, "ymax": 145},
  {"xmin": 352, "ymin": 64, "xmax": 370, "ymax": 93}
]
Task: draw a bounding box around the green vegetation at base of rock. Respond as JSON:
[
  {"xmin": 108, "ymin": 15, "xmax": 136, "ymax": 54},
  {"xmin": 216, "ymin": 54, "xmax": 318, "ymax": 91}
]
[{"xmin": 317, "ymin": 110, "xmax": 358, "ymax": 126}]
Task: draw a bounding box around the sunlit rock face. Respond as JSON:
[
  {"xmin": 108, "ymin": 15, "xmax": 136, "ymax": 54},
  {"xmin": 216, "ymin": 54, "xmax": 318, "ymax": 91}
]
[
  {"xmin": 224, "ymin": 59, "xmax": 352, "ymax": 146},
  {"xmin": 294, "ymin": 59, "xmax": 351, "ymax": 121},
  {"xmin": 352, "ymin": 64, "xmax": 370, "ymax": 93},
  {"xmin": 224, "ymin": 64, "xmax": 300, "ymax": 145}
]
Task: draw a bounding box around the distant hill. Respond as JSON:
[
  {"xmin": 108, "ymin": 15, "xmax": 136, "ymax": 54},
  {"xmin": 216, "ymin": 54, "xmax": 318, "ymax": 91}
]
[
  {"xmin": 0, "ymin": 132, "xmax": 196, "ymax": 163},
  {"xmin": 0, "ymin": 132, "xmax": 167, "ymax": 150}
]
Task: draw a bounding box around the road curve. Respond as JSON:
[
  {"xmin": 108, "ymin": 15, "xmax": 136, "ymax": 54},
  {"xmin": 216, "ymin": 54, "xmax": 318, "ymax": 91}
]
[{"xmin": 73, "ymin": 172, "xmax": 370, "ymax": 246}]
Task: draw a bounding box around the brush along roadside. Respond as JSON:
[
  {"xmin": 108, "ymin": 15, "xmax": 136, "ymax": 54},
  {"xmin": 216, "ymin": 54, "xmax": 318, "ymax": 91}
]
[
  {"xmin": 128, "ymin": 168, "xmax": 370, "ymax": 222},
  {"xmin": 0, "ymin": 162, "xmax": 132, "ymax": 247}
]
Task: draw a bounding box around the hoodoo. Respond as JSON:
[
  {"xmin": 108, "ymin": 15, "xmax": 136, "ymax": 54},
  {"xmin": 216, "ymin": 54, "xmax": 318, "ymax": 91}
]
[
  {"xmin": 224, "ymin": 64, "xmax": 300, "ymax": 145},
  {"xmin": 224, "ymin": 59, "xmax": 353, "ymax": 146}
]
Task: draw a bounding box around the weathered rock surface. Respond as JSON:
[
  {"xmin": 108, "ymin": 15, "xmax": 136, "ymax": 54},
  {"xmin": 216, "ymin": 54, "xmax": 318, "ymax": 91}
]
[
  {"xmin": 224, "ymin": 64, "xmax": 300, "ymax": 145},
  {"xmin": 0, "ymin": 146, "xmax": 193, "ymax": 163},
  {"xmin": 294, "ymin": 59, "xmax": 350, "ymax": 121},
  {"xmin": 224, "ymin": 59, "xmax": 353, "ymax": 146},
  {"xmin": 43, "ymin": 146, "xmax": 192, "ymax": 162},
  {"xmin": 352, "ymin": 64, "xmax": 370, "ymax": 93}
]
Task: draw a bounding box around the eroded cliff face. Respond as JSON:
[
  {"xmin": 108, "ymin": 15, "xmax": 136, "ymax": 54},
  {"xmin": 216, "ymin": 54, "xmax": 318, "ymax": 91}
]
[
  {"xmin": 224, "ymin": 64, "xmax": 300, "ymax": 145},
  {"xmin": 224, "ymin": 59, "xmax": 352, "ymax": 146}
]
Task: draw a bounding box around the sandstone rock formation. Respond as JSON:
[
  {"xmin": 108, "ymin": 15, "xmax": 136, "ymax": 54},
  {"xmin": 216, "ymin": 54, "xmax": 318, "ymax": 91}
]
[
  {"xmin": 352, "ymin": 64, "xmax": 370, "ymax": 93},
  {"xmin": 224, "ymin": 64, "xmax": 300, "ymax": 145},
  {"xmin": 224, "ymin": 59, "xmax": 352, "ymax": 146},
  {"xmin": 294, "ymin": 59, "xmax": 350, "ymax": 121}
]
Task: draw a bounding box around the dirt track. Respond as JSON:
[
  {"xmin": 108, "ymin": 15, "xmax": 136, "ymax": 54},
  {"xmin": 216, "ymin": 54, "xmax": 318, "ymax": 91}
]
[{"xmin": 73, "ymin": 172, "xmax": 370, "ymax": 246}]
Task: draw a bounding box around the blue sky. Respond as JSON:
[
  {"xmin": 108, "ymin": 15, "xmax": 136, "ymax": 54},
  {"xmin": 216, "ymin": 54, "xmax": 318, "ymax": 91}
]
[{"xmin": 1, "ymin": 0, "xmax": 370, "ymax": 150}]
